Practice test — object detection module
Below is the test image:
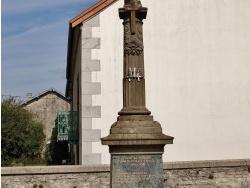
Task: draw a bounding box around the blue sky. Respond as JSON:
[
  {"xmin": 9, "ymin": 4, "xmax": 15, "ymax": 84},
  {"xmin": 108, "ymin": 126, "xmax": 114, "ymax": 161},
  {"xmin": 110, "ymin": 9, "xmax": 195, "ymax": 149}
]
[{"xmin": 1, "ymin": 0, "xmax": 99, "ymax": 99}]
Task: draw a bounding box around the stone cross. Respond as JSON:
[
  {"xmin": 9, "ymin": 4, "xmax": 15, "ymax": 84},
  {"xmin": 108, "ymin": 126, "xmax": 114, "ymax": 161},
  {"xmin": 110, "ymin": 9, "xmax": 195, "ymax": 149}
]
[{"xmin": 124, "ymin": 0, "xmax": 142, "ymax": 34}]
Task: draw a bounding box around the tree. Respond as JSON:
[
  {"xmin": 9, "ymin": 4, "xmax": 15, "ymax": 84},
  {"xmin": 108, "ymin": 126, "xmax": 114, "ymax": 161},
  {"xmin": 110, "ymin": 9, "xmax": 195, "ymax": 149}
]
[{"xmin": 1, "ymin": 97, "xmax": 45, "ymax": 166}]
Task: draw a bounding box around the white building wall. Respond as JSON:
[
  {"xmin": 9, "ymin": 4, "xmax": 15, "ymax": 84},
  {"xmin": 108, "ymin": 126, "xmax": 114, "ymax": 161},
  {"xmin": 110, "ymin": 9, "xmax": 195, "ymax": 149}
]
[{"xmin": 91, "ymin": 0, "xmax": 250, "ymax": 164}]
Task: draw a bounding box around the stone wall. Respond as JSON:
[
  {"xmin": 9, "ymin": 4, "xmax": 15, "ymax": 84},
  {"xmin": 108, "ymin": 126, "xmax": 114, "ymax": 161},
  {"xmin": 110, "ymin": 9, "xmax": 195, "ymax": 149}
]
[
  {"xmin": 164, "ymin": 159, "xmax": 250, "ymax": 188},
  {"xmin": 2, "ymin": 159, "xmax": 250, "ymax": 188}
]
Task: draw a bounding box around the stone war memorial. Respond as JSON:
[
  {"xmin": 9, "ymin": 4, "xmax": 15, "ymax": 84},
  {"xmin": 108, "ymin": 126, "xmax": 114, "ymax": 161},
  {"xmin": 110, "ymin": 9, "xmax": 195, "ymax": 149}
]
[
  {"xmin": 101, "ymin": 0, "xmax": 174, "ymax": 187},
  {"xmin": 2, "ymin": 1, "xmax": 250, "ymax": 187}
]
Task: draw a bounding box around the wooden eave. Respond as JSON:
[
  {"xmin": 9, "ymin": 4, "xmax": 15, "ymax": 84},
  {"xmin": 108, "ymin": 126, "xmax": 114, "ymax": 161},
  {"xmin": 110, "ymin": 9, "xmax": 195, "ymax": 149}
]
[{"xmin": 70, "ymin": 0, "xmax": 117, "ymax": 28}]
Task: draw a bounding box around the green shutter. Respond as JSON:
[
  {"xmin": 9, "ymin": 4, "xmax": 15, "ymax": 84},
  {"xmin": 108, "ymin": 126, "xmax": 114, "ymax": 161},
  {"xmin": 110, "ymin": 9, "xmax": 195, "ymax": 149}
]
[{"xmin": 57, "ymin": 111, "xmax": 79, "ymax": 145}]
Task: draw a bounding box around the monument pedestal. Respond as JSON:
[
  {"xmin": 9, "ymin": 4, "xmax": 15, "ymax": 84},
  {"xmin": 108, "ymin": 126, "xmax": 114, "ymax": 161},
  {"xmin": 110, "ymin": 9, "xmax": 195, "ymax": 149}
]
[
  {"xmin": 101, "ymin": 115, "xmax": 173, "ymax": 188},
  {"xmin": 111, "ymin": 153, "xmax": 164, "ymax": 187}
]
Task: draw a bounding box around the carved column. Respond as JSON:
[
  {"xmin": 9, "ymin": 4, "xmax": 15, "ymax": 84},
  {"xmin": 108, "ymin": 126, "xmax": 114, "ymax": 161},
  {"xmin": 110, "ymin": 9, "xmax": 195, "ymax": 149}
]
[{"xmin": 118, "ymin": 6, "xmax": 150, "ymax": 115}]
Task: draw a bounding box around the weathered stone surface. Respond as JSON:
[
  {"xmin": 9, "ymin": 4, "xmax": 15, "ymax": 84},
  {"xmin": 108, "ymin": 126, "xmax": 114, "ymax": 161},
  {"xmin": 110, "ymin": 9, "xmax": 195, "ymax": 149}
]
[
  {"xmin": 81, "ymin": 72, "xmax": 92, "ymax": 83},
  {"xmin": 22, "ymin": 90, "xmax": 70, "ymax": 156},
  {"xmin": 81, "ymin": 26, "xmax": 92, "ymax": 38},
  {"xmin": 82, "ymin": 14, "xmax": 100, "ymax": 27},
  {"xmin": 82, "ymin": 82, "xmax": 101, "ymax": 95},
  {"xmin": 81, "ymin": 118, "xmax": 92, "ymax": 129},
  {"xmin": 2, "ymin": 159, "xmax": 250, "ymax": 188},
  {"xmin": 82, "ymin": 106, "xmax": 101, "ymax": 118},
  {"xmin": 81, "ymin": 154, "xmax": 102, "ymax": 165},
  {"xmin": 82, "ymin": 60, "xmax": 100, "ymax": 72},
  {"xmin": 164, "ymin": 166, "xmax": 250, "ymax": 188},
  {"xmin": 112, "ymin": 154, "xmax": 164, "ymax": 188},
  {"xmin": 82, "ymin": 129, "xmax": 101, "ymax": 142},
  {"xmin": 81, "ymin": 49, "xmax": 91, "ymax": 60},
  {"xmin": 101, "ymin": 115, "xmax": 173, "ymax": 146},
  {"xmin": 82, "ymin": 38, "xmax": 100, "ymax": 49}
]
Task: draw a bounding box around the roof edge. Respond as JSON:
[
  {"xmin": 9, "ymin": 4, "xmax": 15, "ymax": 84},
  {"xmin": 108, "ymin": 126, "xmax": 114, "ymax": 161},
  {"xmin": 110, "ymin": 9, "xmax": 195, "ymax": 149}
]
[
  {"xmin": 22, "ymin": 88, "xmax": 69, "ymax": 106},
  {"xmin": 70, "ymin": 0, "xmax": 117, "ymax": 27}
]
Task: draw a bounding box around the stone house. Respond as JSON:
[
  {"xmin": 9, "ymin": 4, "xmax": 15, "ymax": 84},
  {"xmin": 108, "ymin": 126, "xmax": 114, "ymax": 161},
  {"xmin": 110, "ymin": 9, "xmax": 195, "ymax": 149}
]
[
  {"xmin": 22, "ymin": 88, "xmax": 70, "ymax": 146},
  {"xmin": 65, "ymin": 0, "xmax": 250, "ymax": 165}
]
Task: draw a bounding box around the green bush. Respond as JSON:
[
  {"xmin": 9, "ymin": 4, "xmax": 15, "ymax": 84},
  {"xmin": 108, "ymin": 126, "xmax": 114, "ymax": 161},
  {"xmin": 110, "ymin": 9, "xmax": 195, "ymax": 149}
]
[{"xmin": 1, "ymin": 97, "xmax": 45, "ymax": 166}]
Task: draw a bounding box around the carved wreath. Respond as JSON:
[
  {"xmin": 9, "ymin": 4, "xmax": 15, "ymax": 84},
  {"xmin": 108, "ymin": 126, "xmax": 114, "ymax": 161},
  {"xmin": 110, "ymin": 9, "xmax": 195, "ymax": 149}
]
[
  {"xmin": 125, "ymin": 40, "xmax": 143, "ymax": 55},
  {"xmin": 124, "ymin": 24, "xmax": 143, "ymax": 56}
]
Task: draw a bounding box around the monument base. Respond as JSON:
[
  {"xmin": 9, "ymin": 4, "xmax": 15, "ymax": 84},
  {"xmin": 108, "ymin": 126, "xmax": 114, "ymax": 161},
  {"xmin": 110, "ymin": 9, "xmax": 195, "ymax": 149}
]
[
  {"xmin": 111, "ymin": 153, "xmax": 164, "ymax": 188},
  {"xmin": 102, "ymin": 115, "xmax": 173, "ymax": 188}
]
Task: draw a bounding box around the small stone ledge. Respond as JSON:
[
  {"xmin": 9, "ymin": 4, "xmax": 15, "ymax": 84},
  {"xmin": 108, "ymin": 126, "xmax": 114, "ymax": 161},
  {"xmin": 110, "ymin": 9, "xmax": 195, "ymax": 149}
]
[
  {"xmin": 163, "ymin": 159, "xmax": 250, "ymax": 170},
  {"xmin": 1, "ymin": 164, "xmax": 110, "ymax": 176},
  {"xmin": 2, "ymin": 159, "xmax": 249, "ymax": 176}
]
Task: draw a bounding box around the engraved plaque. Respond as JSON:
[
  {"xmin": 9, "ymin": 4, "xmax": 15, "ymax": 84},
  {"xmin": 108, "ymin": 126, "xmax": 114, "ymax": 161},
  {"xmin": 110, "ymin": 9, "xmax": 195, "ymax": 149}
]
[{"xmin": 111, "ymin": 155, "xmax": 164, "ymax": 188}]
